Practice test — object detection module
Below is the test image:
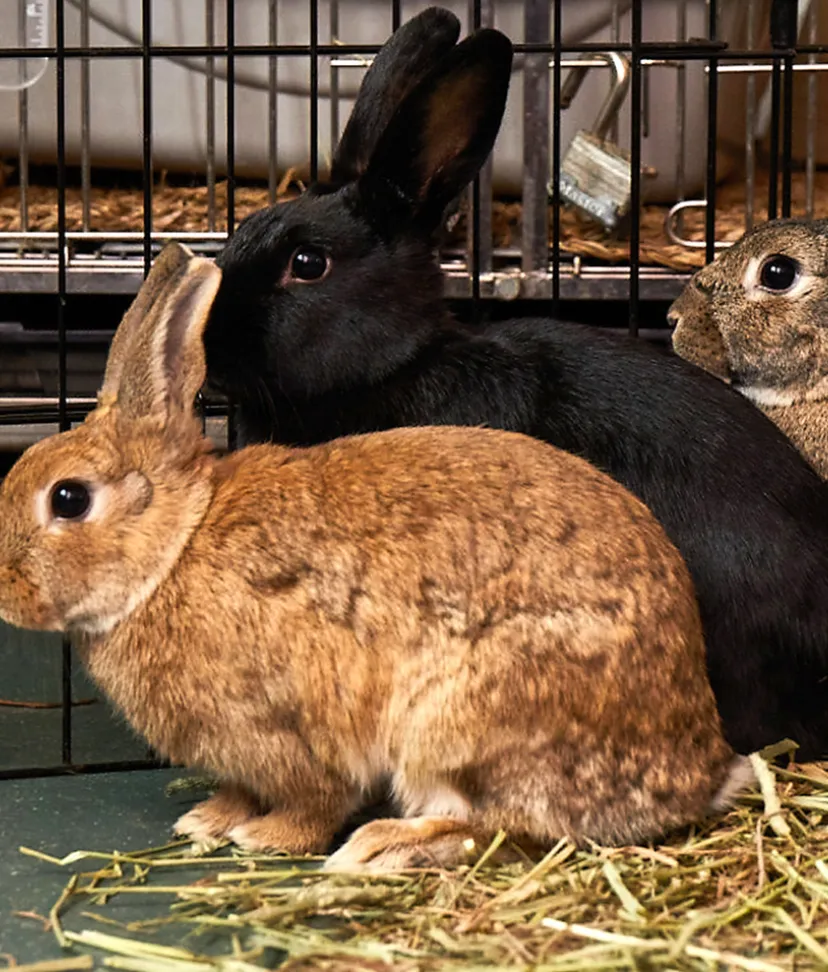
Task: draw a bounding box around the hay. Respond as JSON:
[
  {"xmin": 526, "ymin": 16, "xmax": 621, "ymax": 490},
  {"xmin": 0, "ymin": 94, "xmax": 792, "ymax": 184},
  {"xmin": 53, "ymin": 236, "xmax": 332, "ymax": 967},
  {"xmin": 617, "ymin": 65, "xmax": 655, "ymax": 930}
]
[
  {"xmin": 18, "ymin": 760, "xmax": 828, "ymax": 971},
  {"xmin": 2, "ymin": 169, "xmax": 827, "ymax": 272},
  {"xmin": 0, "ymin": 180, "xmax": 301, "ymax": 238},
  {"xmin": 6, "ymin": 960, "xmax": 94, "ymax": 972}
]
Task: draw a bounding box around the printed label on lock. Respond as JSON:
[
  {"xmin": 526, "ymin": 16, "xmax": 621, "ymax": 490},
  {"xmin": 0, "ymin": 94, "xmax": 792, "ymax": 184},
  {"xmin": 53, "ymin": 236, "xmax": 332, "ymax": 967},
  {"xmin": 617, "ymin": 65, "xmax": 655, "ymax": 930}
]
[
  {"xmin": 558, "ymin": 173, "xmax": 621, "ymax": 229},
  {"xmin": 549, "ymin": 174, "xmax": 619, "ymax": 229},
  {"xmin": 555, "ymin": 130, "xmax": 633, "ymax": 231}
]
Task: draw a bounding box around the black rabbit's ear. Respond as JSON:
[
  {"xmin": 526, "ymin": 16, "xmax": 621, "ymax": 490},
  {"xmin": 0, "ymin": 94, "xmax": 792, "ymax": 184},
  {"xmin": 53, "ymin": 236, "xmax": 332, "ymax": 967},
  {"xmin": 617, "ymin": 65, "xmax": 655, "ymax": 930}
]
[
  {"xmin": 356, "ymin": 28, "xmax": 513, "ymax": 236},
  {"xmin": 330, "ymin": 7, "xmax": 461, "ymax": 185}
]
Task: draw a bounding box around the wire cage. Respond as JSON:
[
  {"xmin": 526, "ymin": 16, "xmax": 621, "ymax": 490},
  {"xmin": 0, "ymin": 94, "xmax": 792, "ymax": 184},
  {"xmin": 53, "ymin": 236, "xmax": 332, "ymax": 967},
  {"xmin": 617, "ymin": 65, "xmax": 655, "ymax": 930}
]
[{"xmin": 0, "ymin": 0, "xmax": 823, "ymax": 779}]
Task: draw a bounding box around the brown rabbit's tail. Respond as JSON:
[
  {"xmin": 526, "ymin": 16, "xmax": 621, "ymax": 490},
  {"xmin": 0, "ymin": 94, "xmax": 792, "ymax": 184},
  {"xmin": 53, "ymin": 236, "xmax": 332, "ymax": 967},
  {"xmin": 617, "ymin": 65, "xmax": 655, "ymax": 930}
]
[{"xmin": 709, "ymin": 754, "xmax": 756, "ymax": 814}]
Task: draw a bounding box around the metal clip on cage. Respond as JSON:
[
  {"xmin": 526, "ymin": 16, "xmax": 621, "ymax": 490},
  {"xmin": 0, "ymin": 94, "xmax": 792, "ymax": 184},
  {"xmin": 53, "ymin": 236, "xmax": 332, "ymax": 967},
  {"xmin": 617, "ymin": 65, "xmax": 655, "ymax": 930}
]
[{"xmin": 553, "ymin": 52, "xmax": 633, "ymax": 232}]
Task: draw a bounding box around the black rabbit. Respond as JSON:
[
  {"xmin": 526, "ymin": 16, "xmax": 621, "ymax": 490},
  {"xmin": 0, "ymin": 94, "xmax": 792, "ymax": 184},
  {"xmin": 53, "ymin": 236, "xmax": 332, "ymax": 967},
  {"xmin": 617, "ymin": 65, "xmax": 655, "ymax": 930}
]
[{"xmin": 205, "ymin": 7, "xmax": 828, "ymax": 760}]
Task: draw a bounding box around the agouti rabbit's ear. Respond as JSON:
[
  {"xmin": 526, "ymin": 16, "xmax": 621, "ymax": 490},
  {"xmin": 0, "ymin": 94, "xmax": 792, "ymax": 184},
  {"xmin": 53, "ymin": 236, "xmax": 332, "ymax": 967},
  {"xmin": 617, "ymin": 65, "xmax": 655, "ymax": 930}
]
[
  {"xmin": 101, "ymin": 243, "xmax": 222, "ymax": 424},
  {"xmin": 356, "ymin": 27, "xmax": 513, "ymax": 235},
  {"xmin": 100, "ymin": 242, "xmax": 193, "ymax": 406},
  {"xmin": 330, "ymin": 7, "xmax": 461, "ymax": 185}
]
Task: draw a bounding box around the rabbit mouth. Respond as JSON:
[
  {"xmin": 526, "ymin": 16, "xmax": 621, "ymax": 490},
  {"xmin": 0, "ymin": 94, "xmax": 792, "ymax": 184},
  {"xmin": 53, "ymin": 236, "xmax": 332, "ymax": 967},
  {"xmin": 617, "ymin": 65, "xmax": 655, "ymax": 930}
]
[{"xmin": 0, "ymin": 580, "xmax": 61, "ymax": 632}]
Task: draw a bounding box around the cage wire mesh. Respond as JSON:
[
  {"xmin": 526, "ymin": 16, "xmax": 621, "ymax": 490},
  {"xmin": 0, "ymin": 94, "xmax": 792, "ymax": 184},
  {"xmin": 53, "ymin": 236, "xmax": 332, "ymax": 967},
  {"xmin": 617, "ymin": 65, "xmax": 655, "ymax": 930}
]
[{"xmin": 0, "ymin": 0, "xmax": 820, "ymax": 777}]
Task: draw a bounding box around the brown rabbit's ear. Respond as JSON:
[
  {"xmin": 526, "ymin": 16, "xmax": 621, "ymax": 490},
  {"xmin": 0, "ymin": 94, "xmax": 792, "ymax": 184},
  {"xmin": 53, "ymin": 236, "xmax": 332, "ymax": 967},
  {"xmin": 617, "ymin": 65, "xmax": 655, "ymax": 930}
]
[
  {"xmin": 106, "ymin": 254, "xmax": 222, "ymax": 424},
  {"xmin": 100, "ymin": 242, "xmax": 194, "ymax": 406},
  {"xmin": 330, "ymin": 7, "xmax": 461, "ymax": 184}
]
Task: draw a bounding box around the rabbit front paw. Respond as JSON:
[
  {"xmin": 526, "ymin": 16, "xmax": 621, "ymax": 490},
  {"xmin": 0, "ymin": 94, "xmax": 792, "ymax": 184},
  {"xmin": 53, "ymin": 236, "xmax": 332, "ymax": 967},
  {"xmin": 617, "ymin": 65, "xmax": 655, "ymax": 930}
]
[{"xmin": 173, "ymin": 784, "xmax": 262, "ymax": 849}]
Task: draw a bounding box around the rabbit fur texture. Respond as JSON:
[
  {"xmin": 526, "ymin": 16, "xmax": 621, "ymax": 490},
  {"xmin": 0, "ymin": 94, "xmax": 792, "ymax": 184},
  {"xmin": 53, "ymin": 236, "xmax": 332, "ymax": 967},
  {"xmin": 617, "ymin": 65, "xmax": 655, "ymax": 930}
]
[
  {"xmin": 671, "ymin": 218, "xmax": 828, "ymax": 480},
  {"xmin": 205, "ymin": 7, "xmax": 828, "ymax": 760},
  {"xmin": 0, "ymin": 242, "xmax": 751, "ymax": 872}
]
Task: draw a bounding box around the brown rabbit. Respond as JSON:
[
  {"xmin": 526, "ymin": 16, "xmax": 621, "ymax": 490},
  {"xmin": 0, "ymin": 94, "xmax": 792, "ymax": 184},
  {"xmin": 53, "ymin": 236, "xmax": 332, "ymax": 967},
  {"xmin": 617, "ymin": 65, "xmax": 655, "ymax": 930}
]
[
  {"xmin": 670, "ymin": 219, "xmax": 828, "ymax": 479},
  {"xmin": 0, "ymin": 243, "xmax": 751, "ymax": 872}
]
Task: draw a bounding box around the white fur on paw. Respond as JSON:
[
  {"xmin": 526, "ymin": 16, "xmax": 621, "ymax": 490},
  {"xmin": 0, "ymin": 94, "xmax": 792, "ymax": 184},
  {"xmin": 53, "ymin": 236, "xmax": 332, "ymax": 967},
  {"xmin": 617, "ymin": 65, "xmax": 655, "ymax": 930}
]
[
  {"xmin": 324, "ymin": 842, "xmax": 390, "ymax": 873},
  {"xmin": 173, "ymin": 808, "xmax": 227, "ymax": 851},
  {"xmin": 227, "ymin": 822, "xmax": 271, "ymax": 853},
  {"xmin": 324, "ymin": 836, "xmax": 435, "ymax": 873}
]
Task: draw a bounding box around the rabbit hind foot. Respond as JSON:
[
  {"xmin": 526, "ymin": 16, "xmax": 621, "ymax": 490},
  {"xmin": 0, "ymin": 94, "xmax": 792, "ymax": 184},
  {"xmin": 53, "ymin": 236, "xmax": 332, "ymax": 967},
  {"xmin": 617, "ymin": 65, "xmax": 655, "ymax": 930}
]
[
  {"xmin": 228, "ymin": 809, "xmax": 339, "ymax": 857},
  {"xmin": 323, "ymin": 816, "xmax": 508, "ymax": 873}
]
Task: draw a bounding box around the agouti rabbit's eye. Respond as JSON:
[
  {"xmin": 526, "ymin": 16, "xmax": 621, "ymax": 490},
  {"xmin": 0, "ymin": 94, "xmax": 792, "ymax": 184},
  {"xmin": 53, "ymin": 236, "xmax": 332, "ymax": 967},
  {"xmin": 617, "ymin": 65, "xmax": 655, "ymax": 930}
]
[
  {"xmin": 759, "ymin": 255, "xmax": 799, "ymax": 293},
  {"xmin": 50, "ymin": 480, "xmax": 92, "ymax": 521},
  {"xmin": 288, "ymin": 246, "xmax": 330, "ymax": 283}
]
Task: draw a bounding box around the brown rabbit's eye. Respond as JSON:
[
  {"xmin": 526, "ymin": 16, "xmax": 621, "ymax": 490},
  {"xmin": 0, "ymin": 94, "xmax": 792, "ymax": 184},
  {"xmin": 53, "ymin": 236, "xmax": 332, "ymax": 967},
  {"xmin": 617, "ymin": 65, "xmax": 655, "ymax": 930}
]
[
  {"xmin": 50, "ymin": 480, "xmax": 92, "ymax": 521},
  {"xmin": 759, "ymin": 255, "xmax": 799, "ymax": 292},
  {"xmin": 289, "ymin": 246, "xmax": 330, "ymax": 283}
]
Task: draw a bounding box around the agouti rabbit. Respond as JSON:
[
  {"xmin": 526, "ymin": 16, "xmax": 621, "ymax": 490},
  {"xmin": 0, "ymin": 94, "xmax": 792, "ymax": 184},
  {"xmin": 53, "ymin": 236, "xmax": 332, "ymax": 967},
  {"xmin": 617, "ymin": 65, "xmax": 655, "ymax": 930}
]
[
  {"xmin": 670, "ymin": 218, "xmax": 828, "ymax": 480},
  {"xmin": 0, "ymin": 242, "xmax": 751, "ymax": 871},
  {"xmin": 204, "ymin": 8, "xmax": 828, "ymax": 760}
]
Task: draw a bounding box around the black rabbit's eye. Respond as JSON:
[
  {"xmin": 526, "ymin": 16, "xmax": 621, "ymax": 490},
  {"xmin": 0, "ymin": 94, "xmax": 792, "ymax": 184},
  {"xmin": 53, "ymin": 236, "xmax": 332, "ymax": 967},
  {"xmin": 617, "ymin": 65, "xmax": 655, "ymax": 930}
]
[
  {"xmin": 759, "ymin": 254, "xmax": 799, "ymax": 292},
  {"xmin": 50, "ymin": 480, "xmax": 92, "ymax": 521},
  {"xmin": 289, "ymin": 246, "xmax": 330, "ymax": 283}
]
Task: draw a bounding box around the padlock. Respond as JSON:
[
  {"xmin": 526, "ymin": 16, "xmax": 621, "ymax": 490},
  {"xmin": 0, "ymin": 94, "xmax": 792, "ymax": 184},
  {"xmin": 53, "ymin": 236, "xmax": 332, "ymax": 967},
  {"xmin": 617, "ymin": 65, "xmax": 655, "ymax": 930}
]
[{"xmin": 551, "ymin": 52, "xmax": 634, "ymax": 232}]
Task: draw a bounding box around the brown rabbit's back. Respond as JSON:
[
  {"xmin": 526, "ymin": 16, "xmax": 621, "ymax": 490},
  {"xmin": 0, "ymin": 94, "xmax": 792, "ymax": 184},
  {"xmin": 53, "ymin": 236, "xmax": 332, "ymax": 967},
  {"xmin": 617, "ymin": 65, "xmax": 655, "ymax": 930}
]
[
  {"xmin": 208, "ymin": 425, "xmax": 694, "ymax": 644},
  {"xmin": 106, "ymin": 425, "xmax": 729, "ymax": 847}
]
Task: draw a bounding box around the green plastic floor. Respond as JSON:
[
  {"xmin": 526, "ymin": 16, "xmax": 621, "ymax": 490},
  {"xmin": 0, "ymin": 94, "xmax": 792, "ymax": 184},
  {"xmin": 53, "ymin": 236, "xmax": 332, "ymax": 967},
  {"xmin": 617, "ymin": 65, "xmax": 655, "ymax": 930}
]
[
  {"xmin": 0, "ymin": 617, "xmax": 198, "ymax": 964},
  {"xmin": 0, "ymin": 769, "xmax": 194, "ymax": 965}
]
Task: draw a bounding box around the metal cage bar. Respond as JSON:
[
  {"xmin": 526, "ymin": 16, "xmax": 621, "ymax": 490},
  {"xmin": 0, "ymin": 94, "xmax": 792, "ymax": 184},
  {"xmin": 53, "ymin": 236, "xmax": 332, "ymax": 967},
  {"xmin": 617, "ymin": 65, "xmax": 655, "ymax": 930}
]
[
  {"xmin": 550, "ymin": 0, "xmax": 562, "ymax": 308},
  {"xmin": 745, "ymin": 0, "xmax": 757, "ymax": 231},
  {"xmin": 704, "ymin": 0, "xmax": 718, "ymax": 267},
  {"xmin": 805, "ymin": 0, "xmax": 818, "ymax": 219},
  {"xmin": 329, "ymin": 0, "xmax": 339, "ymax": 184},
  {"xmin": 467, "ymin": 0, "xmax": 487, "ymax": 315},
  {"xmin": 16, "ymin": 0, "xmax": 29, "ymax": 232},
  {"xmin": 142, "ymin": 0, "xmax": 153, "ymax": 274},
  {"xmin": 309, "ymin": 0, "xmax": 319, "ymax": 182},
  {"xmin": 80, "ymin": 0, "xmax": 91, "ymax": 231},
  {"xmin": 521, "ymin": 0, "xmax": 550, "ymax": 283},
  {"xmin": 226, "ymin": 0, "xmax": 236, "ymax": 234},
  {"xmin": 206, "ymin": 0, "xmax": 217, "ymax": 230},
  {"xmin": 768, "ymin": 69, "xmax": 781, "ymax": 216},
  {"xmin": 778, "ymin": 0, "xmax": 797, "ymax": 219},
  {"xmin": 5, "ymin": 42, "xmax": 827, "ymax": 59},
  {"xmin": 628, "ymin": 0, "xmax": 642, "ymax": 336},
  {"xmin": 673, "ymin": 0, "xmax": 687, "ymax": 230},
  {"xmin": 268, "ymin": 0, "xmax": 279, "ymax": 206},
  {"xmin": 55, "ymin": 0, "xmax": 72, "ymax": 767}
]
